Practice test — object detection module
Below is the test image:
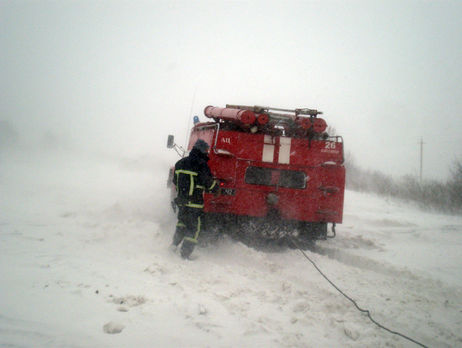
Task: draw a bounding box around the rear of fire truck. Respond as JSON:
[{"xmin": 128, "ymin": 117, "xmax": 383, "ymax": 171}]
[{"xmin": 168, "ymin": 104, "xmax": 345, "ymax": 248}]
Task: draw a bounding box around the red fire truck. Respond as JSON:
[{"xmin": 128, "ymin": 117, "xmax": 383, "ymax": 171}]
[{"xmin": 167, "ymin": 104, "xmax": 345, "ymax": 248}]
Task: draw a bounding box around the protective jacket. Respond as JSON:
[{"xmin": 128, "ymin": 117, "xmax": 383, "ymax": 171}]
[{"xmin": 173, "ymin": 147, "xmax": 217, "ymax": 209}]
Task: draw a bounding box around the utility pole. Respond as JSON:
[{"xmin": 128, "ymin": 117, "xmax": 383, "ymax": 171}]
[{"xmin": 419, "ymin": 137, "xmax": 425, "ymax": 183}]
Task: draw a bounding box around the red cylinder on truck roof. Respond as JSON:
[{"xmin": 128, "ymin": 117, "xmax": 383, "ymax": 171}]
[
  {"xmin": 313, "ymin": 118, "xmax": 327, "ymax": 133},
  {"xmin": 296, "ymin": 117, "xmax": 312, "ymax": 130},
  {"xmin": 257, "ymin": 113, "xmax": 269, "ymax": 125},
  {"xmin": 204, "ymin": 106, "xmax": 256, "ymax": 125},
  {"xmin": 295, "ymin": 117, "xmax": 327, "ymax": 133}
]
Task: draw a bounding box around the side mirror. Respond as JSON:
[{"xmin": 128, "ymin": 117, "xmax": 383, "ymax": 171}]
[
  {"xmin": 166, "ymin": 134, "xmax": 186, "ymax": 157},
  {"xmin": 167, "ymin": 135, "xmax": 174, "ymax": 149}
]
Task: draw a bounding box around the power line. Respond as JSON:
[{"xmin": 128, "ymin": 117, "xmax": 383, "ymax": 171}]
[{"xmin": 419, "ymin": 137, "xmax": 425, "ymax": 183}]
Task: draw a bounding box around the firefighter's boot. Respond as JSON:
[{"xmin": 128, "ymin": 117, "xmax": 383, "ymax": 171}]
[
  {"xmin": 180, "ymin": 240, "xmax": 195, "ymax": 259},
  {"xmin": 172, "ymin": 231, "xmax": 183, "ymax": 247}
]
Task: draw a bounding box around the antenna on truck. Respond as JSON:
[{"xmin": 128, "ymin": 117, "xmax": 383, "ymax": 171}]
[{"xmin": 183, "ymin": 87, "xmax": 198, "ymax": 150}]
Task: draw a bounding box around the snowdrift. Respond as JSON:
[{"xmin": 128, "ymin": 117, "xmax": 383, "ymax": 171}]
[{"xmin": 1, "ymin": 148, "xmax": 461, "ymax": 347}]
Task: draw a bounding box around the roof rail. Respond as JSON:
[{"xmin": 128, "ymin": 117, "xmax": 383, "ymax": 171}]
[{"xmin": 226, "ymin": 104, "xmax": 323, "ymax": 119}]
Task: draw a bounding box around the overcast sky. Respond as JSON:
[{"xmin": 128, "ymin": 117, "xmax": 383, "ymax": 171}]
[{"xmin": 1, "ymin": 0, "xmax": 461, "ymax": 180}]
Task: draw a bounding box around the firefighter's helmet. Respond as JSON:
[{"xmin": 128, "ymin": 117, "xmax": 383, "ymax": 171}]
[{"xmin": 193, "ymin": 139, "xmax": 209, "ymax": 154}]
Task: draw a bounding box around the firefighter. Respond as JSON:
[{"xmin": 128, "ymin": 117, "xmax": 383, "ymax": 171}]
[{"xmin": 171, "ymin": 139, "xmax": 217, "ymax": 259}]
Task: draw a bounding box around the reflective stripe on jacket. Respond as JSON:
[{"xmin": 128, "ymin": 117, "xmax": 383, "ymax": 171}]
[{"xmin": 173, "ymin": 147, "xmax": 217, "ymax": 208}]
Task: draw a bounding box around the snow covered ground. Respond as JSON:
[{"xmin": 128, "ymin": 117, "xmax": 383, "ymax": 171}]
[{"xmin": 1, "ymin": 148, "xmax": 462, "ymax": 348}]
